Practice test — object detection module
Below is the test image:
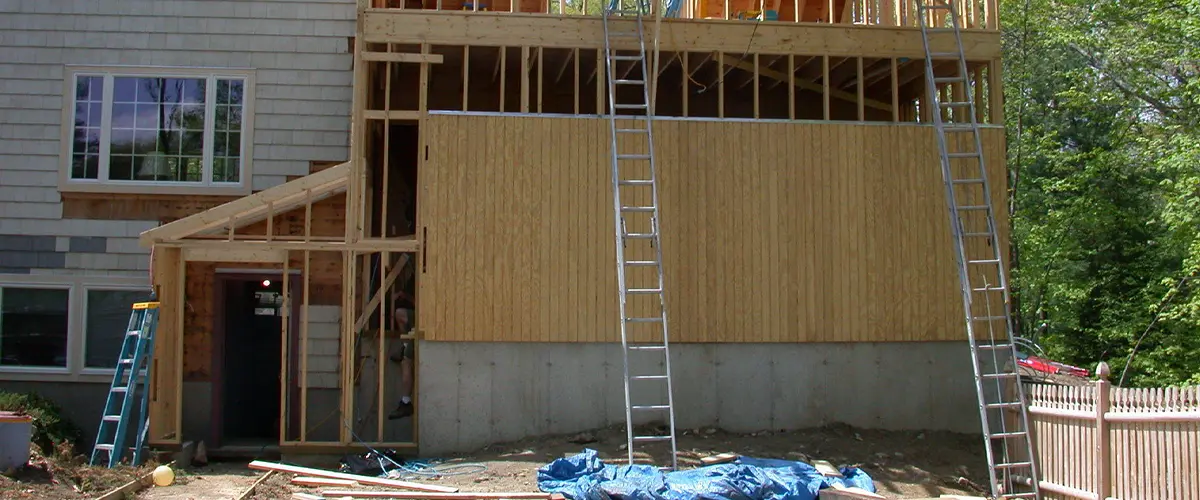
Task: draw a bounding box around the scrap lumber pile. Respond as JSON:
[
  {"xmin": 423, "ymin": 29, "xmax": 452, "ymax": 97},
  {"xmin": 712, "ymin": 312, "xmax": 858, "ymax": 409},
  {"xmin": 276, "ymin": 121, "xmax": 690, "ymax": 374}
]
[{"xmin": 247, "ymin": 460, "xmax": 551, "ymax": 500}]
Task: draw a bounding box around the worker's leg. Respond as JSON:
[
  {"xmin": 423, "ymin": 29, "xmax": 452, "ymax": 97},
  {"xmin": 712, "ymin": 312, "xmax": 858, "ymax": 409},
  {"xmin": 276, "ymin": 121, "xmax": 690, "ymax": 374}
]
[{"xmin": 388, "ymin": 339, "xmax": 415, "ymax": 420}]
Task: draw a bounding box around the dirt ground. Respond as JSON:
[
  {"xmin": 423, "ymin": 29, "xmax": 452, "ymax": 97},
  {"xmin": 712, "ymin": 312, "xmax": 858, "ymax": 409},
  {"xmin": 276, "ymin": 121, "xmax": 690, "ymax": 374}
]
[
  {"xmin": 0, "ymin": 449, "xmax": 154, "ymax": 500},
  {"xmin": 123, "ymin": 423, "xmax": 993, "ymax": 499}
]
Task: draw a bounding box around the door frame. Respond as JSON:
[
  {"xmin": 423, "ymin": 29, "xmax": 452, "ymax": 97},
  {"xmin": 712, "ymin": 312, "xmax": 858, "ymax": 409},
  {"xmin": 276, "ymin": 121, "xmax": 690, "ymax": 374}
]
[{"xmin": 210, "ymin": 270, "xmax": 302, "ymax": 447}]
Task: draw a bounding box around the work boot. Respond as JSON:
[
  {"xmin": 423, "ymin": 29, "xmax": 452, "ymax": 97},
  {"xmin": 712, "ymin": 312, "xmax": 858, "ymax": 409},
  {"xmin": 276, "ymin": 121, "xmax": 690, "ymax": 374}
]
[{"xmin": 388, "ymin": 402, "xmax": 413, "ymax": 420}]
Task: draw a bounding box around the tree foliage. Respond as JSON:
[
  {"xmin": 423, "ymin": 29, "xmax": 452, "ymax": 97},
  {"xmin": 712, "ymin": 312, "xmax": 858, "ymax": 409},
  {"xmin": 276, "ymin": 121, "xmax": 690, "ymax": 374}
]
[{"xmin": 1002, "ymin": 0, "xmax": 1200, "ymax": 386}]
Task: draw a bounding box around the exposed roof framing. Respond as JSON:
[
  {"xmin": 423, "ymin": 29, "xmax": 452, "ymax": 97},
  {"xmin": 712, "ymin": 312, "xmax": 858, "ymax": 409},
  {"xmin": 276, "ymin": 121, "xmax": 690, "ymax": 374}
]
[{"xmin": 139, "ymin": 162, "xmax": 351, "ymax": 247}]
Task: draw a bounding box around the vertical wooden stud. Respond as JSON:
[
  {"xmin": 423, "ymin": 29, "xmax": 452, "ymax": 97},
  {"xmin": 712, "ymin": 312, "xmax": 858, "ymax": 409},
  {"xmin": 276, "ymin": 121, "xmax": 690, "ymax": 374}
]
[
  {"xmin": 822, "ymin": 55, "xmax": 830, "ymax": 119},
  {"xmin": 856, "ymin": 57, "xmax": 864, "ymax": 120},
  {"xmin": 462, "ymin": 46, "xmax": 470, "ymax": 111},
  {"xmin": 574, "ymin": 48, "xmax": 581, "ymax": 114},
  {"xmin": 596, "ymin": 48, "xmax": 604, "ymax": 114},
  {"xmin": 988, "ymin": 59, "xmax": 1002, "ymax": 124},
  {"xmin": 500, "ymin": 47, "xmax": 507, "ymax": 112},
  {"xmin": 521, "ymin": 46, "xmax": 530, "ymax": 112},
  {"xmin": 537, "ymin": 47, "xmax": 544, "ymax": 113},
  {"xmin": 718, "ymin": 51, "xmax": 724, "ymax": 118},
  {"xmin": 279, "ymin": 251, "xmax": 290, "ymax": 444},
  {"xmin": 891, "ymin": 57, "xmax": 899, "ymax": 122},
  {"xmin": 681, "ymin": 52, "xmax": 689, "ymax": 117},
  {"xmin": 788, "ymin": 54, "xmax": 795, "ymax": 119},
  {"xmin": 753, "ymin": 53, "xmax": 760, "ymax": 119}
]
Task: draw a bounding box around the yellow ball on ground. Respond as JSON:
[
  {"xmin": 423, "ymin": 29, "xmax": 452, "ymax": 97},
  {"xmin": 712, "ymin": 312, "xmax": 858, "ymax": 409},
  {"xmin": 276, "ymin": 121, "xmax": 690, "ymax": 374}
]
[{"xmin": 152, "ymin": 465, "xmax": 175, "ymax": 486}]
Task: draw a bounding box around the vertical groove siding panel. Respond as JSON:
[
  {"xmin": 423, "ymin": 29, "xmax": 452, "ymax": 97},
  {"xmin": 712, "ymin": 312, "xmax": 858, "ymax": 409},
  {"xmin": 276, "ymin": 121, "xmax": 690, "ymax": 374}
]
[{"xmin": 420, "ymin": 116, "xmax": 1005, "ymax": 344}]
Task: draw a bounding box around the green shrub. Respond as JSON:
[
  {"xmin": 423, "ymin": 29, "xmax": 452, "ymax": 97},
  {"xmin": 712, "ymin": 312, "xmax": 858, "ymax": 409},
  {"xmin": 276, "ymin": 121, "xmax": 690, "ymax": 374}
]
[{"xmin": 0, "ymin": 391, "xmax": 83, "ymax": 457}]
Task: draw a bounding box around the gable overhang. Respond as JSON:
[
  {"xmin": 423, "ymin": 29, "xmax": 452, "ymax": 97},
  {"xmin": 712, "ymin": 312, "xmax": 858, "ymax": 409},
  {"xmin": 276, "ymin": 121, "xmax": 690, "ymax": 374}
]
[{"xmin": 139, "ymin": 162, "xmax": 351, "ymax": 247}]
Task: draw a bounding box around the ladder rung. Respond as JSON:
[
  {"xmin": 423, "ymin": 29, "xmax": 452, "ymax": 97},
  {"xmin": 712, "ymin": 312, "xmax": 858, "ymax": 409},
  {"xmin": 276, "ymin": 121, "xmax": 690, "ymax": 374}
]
[
  {"xmin": 628, "ymin": 345, "xmax": 666, "ymax": 351},
  {"xmin": 94, "ymin": 444, "xmax": 114, "ymax": 451},
  {"xmin": 617, "ymin": 154, "xmax": 651, "ymax": 160},
  {"xmin": 981, "ymin": 373, "xmax": 1019, "ymax": 380},
  {"xmin": 632, "ymin": 435, "xmax": 673, "ymax": 442},
  {"xmin": 1004, "ymin": 494, "xmax": 1039, "ymax": 498},
  {"xmin": 968, "ymin": 258, "xmax": 1001, "ymax": 264},
  {"xmin": 939, "ymin": 101, "xmax": 972, "ymax": 108},
  {"xmin": 947, "ymin": 152, "xmax": 979, "ymax": 158},
  {"xmin": 972, "ymin": 286, "xmax": 1006, "ymax": 291},
  {"xmin": 611, "ymin": 55, "xmax": 643, "ymax": 61},
  {"xmin": 621, "ymin": 206, "xmax": 656, "ymax": 212},
  {"xmin": 607, "ymin": 32, "xmax": 641, "ymax": 38},
  {"xmin": 625, "ymin": 317, "xmax": 663, "ymax": 323},
  {"xmin": 614, "ymin": 103, "xmax": 648, "ymax": 109},
  {"xmin": 102, "ymin": 415, "xmax": 121, "ymax": 422},
  {"xmin": 617, "ymin": 128, "xmax": 648, "ymax": 133},
  {"xmin": 127, "ymin": 330, "xmax": 141, "ymax": 336},
  {"xmin": 929, "ymin": 51, "xmax": 960, "ymax": 58},
  {"xmin": 963, "ymin": 232, "xmax": 992, "ymax": 237},
  {"xmin": 934, "ymin": 76, "xmax": 965, "ymax": 83},
  {"xmin": 985, "ymin": 402, "xmax": 1025, "ymax": 409},
  {"xmin": 977, "ymin": 343, "xmax": 1013, "ymax": 350},
  {"xmin": 625, "ymin": 260, "xmax": 658, "ymax": 266},
  {"xmin": 119, "ymin": 359, "xmax": 135, "ymax": 364},
  {"xmin": 631, "ymin": 375, "xmax": 669, "ymax": 380},
  {"xmin": 111, "ymin": 387, "xmax": 128, "ymax": 393},
  {"xmin": 970, "ymin": 315, "xmax": 1008, "ymax": 321},
  {"xmin": 615, "ymin": 79, "xmax": 646, "ymax": 85},
  {"xmin": 632, "ymin": 405, "xmax": 671, "ymax": 410},
  {"xmin": 987, "ymin": 430, "xmax": 1028, "ymax": 438},
  {"xmin": 626, "ymin": 288, "xmax": 662, "ymax": 294},
  {"xmin": 623, "ymin": 232, "xmax": 657, "ymax": 239},
  {"xmin": 952, "ymin": 178, "xmax": 985, "ymax": 184},
  {"xmin": 994, "ymin": 461, "xmax": 1034, "ymax": 469},
  {"xmin": 619, "ymin": 179, "xmax": 654, "ymax": 186},
  {"xmin": 956, "ymin": 205, "xmax": 989, "ymax": 211}
]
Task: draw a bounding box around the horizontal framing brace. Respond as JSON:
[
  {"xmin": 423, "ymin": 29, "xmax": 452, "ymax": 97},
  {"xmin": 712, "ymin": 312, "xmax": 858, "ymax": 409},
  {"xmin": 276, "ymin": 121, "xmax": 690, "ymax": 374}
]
[
  {"xmin": 361, "ymin": 52, "xmax": 446, "ymax": 64},
  {"xmin": 183, "ymin": 247, "xmax": 288, "ymax": 263},
  {"xmin": 156, "ymin": 238, "xmax": 419, "ymax": 253},
  {"xmin": 361, "ymin": 11, "xmax": 1002, "ymax": 59}
]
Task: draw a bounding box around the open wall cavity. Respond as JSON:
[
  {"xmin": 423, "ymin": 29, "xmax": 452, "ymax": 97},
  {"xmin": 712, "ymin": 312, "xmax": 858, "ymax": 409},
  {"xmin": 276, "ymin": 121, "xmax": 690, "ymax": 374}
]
[{"xmin": 361, "ymin": 43, "xmax": 1000, "ymax": 123}]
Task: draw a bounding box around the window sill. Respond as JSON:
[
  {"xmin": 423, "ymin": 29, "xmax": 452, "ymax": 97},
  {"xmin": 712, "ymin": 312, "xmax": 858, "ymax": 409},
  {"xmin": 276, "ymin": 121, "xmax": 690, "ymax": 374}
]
[
  {"xmin": 59, "ymin": 181, "xmax": 253, "ymax": 197},
  {"xmin": 0, "ymin": 369, "xmax": 113, "ymax": 384}
]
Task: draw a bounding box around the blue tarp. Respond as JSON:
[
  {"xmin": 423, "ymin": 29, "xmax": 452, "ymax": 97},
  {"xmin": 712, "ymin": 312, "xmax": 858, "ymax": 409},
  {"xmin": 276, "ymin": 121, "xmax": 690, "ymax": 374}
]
[{"xmin": 537, "ymin": 449, "xmax": 876, "ymax": 500}]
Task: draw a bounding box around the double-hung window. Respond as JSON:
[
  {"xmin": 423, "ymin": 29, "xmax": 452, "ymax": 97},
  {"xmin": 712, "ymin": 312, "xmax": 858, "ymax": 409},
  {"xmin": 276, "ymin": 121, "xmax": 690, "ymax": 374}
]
[{"xmin": 62, "ymin": 67, "xmax": 254, "ymax": 194}]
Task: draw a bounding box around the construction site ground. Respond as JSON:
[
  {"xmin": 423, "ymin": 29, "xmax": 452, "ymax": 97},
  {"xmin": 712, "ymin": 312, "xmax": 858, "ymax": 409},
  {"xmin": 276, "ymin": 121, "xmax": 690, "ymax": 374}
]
[{"xmin": 128, "ymin": 423, "xmax": 993, "ymax": 499}]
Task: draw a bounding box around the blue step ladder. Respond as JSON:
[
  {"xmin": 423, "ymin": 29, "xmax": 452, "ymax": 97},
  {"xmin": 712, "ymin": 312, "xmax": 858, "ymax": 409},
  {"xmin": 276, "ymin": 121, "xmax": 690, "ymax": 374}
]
[{"xmin": 91, "ymin": 296, "xmax": 159, "ymax": 467}]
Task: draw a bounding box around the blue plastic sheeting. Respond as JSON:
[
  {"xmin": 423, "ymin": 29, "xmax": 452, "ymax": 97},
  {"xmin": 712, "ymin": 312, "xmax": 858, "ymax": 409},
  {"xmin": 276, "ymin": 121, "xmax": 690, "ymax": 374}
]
[{"xmin": 538, "ymin": 449, "xmax": 876, "ymax": 500}]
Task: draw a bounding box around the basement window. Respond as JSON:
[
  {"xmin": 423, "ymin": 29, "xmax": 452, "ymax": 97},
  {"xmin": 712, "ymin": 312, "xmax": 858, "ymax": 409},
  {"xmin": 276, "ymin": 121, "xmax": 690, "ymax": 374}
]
[
  {"xmin": 0, "ymin": 286, "xmax": 70, "ymax": 369},
  {"xmin": 61, "ymin": 66, "xmax": 255, "ymax": 195}
]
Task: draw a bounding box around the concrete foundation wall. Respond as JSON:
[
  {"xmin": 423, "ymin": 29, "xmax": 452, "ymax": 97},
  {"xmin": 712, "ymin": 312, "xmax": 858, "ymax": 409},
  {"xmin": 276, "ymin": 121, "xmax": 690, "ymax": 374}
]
[
  {"xmin": 416, "ymin": 341, "xmax": 983, "ymax": 455},
  {"xmin": 0, "ymin": 381, "xmax": 117, "ymax": 452}
]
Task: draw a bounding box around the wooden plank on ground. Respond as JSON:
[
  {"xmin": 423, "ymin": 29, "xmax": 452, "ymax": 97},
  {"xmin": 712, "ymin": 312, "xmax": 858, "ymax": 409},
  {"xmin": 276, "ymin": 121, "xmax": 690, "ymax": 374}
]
[
  {"xmin": 700, "ymin": 452, "xmax": 739, "ymax": 465},
  {"xmin": 318, "ymin": 491, "xmax": 553, "ymax": 499},
  {"xmin": 294, "ymin": 476, "xmax": 360, "ymax": 487},
  {"xmin": 236, "ymin": 470, "xmax": 277, "ymax": 500},
  {"xmin": 247, "ymin": 460, "xmax": 459, "ymax": 493}
]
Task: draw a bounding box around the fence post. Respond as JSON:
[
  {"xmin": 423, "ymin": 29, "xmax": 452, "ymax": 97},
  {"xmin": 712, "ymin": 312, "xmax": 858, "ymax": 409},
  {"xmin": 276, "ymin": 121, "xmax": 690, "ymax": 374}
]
[{"xmin": 1095, "ymin": 362, "xmax": 1111, "ymax": 500}]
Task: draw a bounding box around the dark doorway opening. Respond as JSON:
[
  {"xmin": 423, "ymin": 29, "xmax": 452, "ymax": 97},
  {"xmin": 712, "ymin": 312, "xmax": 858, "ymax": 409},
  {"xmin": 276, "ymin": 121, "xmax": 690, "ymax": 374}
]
[{"xmin": 219, "ymin": 277, "xmax": 283, "ymax": 443}]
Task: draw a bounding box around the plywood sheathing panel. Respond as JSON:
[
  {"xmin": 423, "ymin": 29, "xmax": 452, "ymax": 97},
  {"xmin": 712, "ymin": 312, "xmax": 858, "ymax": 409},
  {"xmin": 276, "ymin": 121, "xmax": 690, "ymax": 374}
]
[
  {"xmin": 421, "ymin": 115, "xmax": 1009, "ymax": 343},
  {"xmin": 361, "ymin": 12, "xmax": 1002, "ymax": 59}
]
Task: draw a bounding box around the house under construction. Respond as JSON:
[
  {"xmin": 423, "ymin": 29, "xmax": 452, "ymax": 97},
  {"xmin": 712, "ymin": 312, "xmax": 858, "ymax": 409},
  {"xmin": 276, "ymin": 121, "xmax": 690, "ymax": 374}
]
[{"xmin": 0, "ymin": 0, "xmax": 1012, "ymax": 463}]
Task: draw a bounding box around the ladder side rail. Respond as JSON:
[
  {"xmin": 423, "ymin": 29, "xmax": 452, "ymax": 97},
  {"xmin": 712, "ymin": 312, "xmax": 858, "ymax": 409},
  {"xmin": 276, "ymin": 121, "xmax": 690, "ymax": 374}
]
[
  {"xmin": 947, "ymin": 6, "xmax": 1043, "ymax": 495},
  {"xmin": 916, "ymin": 3, "xmax": 1002, "ymax": 496},
  {"xmin": 601, "ymin": 9, "xmax": 638, "ymax": 467},
  {"xmin": 634, "ymin": 0, "xmax": 678, "ymax": 471},
  {"xmin": 132, "ymin": 307, "xmax": 159, "ymax": 466}
]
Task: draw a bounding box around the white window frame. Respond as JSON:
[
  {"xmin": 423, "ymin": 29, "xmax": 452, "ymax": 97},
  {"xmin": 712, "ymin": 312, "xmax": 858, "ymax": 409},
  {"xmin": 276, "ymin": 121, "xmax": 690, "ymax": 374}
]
[
  {"xmin": 0, "ymin": 282, "xmax": 73, "ymax": 375},
  {"xmin": 0, "ymin": 274, "xmax": 149, "ymax": 383},
  {"xmin": 59, "ymin": 65, "xmax": 256, "ymax": 196}
]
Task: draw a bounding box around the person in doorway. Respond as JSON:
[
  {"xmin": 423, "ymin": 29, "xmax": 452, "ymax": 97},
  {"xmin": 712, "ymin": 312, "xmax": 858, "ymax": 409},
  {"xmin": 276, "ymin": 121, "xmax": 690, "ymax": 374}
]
[{"xmin": 387, "ymin": 303, "xmax": 415, "ymax": 420}]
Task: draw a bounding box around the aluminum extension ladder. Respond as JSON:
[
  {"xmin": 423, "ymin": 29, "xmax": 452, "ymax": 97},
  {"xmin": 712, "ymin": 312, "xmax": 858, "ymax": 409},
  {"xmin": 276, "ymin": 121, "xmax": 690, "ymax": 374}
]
[
  {"xmin": 91, "ymin": 297, "xmax": 159, "ymax": 468},
  {"xmin": 916, "ymin": 2, "xmax": 1040, "ymax": 498},
  {"xmin": 601, "ymin": 0, "xmax": 679, "ymax": 470}
]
